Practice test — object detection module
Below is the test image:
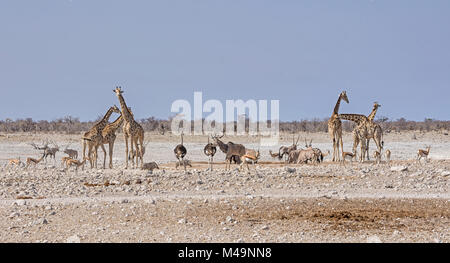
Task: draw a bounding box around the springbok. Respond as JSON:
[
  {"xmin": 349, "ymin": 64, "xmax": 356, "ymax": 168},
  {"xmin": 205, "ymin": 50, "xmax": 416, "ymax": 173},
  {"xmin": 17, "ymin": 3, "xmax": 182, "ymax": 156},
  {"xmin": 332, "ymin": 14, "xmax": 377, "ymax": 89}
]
[
  {"xmin": 417, "ymin": 146, "xmax": 431, "ymax": 163},
  {"xmin": 26, "ymin": 154, "xmax": 45, "ymax": 169}
]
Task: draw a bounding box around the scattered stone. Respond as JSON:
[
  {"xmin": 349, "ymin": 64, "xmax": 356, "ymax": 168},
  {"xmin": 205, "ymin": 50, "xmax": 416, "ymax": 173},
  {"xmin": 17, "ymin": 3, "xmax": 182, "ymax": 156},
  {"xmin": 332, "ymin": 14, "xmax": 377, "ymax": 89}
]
[
  {"xmin": 8, "ymin": 212, "xmax": 20, "ymax": 218},
  {"xmin": 391, "ymin": 166, "xmax": 408, "ymax": 172},
  {"xmin": 361, "ymin": 168, "xmax": 371, "ymax": 173},
  {"xmin": 441, "ymin": 171, "xmax": 450, "ymax": 177},
  {"xmin": 35, "ymin": 218, "xmax": 48, "ymax": 225},
  {"xmin": 15, "ymin": 200, "xmax": 27, "ymax": 206},
  {"xmin": 284, "ymin": 167, "xmax": 296, "ymax": 173},
  {"xmin": 178, "ymin": 218, "xmax": 187, "ymax": 224}
]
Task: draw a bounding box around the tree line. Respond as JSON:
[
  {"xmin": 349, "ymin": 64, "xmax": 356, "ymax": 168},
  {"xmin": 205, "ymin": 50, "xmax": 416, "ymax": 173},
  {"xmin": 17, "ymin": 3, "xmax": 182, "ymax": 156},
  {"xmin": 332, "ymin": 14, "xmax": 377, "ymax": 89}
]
[{"xmin": 0, "ymin": 116, "xmax": 448, "ymax": 134}]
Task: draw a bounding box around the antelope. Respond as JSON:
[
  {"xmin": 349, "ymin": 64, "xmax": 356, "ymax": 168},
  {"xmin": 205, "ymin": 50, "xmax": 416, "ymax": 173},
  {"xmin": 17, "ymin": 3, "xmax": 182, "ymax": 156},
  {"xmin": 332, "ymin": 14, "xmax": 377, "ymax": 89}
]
[
  {"xmin": 342, "ymin": 152, "xmax": 356, "ymax": 163},
  {"xmin": 211, "ymin": 135, "xmax": 246, "ymax": 170},
  {"xmin": 63, "ymin": 144, "xmax": 78, "ymax": 159},
  {"xmin": 8, "ymin": 158, "xmax": 23, "ymax": 168},
  {"xmin": 269, "ymin": 150, "xmax": 280, "ymax": 159},
  {"xmin": 204, "ymin": 137, "xmax": 217, "ymax": 171},
  {"xmin": 277, "ymin": 135, "xmax": 300, "ymax": 163},
  {"xmin": 212, "ymin": 134, "xmax": 241, "ymax": 164},
  {"xmin": 287, "ymin": 148, "xmax": 317, "ymax": 164},
  {"xmin": 373, "ymin": 150, "xmax": 381, "ymax": 164},
  {"xmin": 65, "ymin": 157, "xmax": 90, "ymax": 172},
  {"xmin": 385, "ymin": 149, "xmax": 391, "ymax": 163},
  {"xmin": 61, "ymin": 156, "xmax": 73, "ymax": 169},
  {"xmin": 42, "ymin": 141, "xmax": 59, "ymax": 164},
  {"xmin": 26, "ymin": 154, "xmax": 45, "ymax": 168},
  {"xmin": 30, "ymin": 141, "xmax": 49, "ymax": 159},
  {"xmin": 305, "ymin": 138, "xmax": 327, "ymax": 163},
  {"xmin": 239, "ymin": 149, "xmax": 260, "ymax": 172},
  {"xmin": 174, "ymin": 133, "xmax": 188, "ymax": 171},
  {"xmin": 417, "ymin": 146, "xmax": 431, "ymax": 163},
  {"xmin": 142, "ymin": 162, "xmax": 159, "ymax": 172},
  {"xmin": 297, "ymin": 148, "xmax": 319, "ymax": 164}
]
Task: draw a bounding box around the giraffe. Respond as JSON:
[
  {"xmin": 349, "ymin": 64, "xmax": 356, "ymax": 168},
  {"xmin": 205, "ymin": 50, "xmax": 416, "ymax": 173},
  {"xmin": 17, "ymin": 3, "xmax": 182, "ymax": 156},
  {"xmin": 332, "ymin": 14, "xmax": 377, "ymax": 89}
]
[
  {"xmin": 82, "ymin": 105, "xmax": 120, "ymax": 168},
  {"xmin": 337, "ymin": 113, "xmax": 370, "ymax": 162},
  {"xmin": 328, "ymin": 91, "xmax": 349, "ymax": 162},
  {"xmin": 98, "ymin": 107, "xmax": 133, "ymax": 169},
  {"xmin": 364, "ymin": 102, "xmax": 383, "ymax": 160},
  {"xmin": 338, "ymin": 103, "xmax": 383, "ymax": 162},
  {"xmin": 113, "ymin": 87, "xmax": 145, "ymax": 169},
  {"xmin": 99, "ymin": 113, "xmax": 124, "ymax": 169}
]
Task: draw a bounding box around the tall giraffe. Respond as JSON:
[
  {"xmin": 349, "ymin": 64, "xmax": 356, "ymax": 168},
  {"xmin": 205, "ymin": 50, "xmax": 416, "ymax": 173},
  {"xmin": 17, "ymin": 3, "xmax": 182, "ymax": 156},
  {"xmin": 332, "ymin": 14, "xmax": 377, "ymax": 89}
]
[
  {"xmin": 338, "ymin": 102, "xmax": 383, "ymax": 162},
  {"xmin": 328, "ymin": 91, "xmax": 349, "ymax": 162},
  {"xmin": 98, "ymin": 107, "xmax": 133, "ymax": 169},
  {"xmin": 82, "ymin": 105, "xmax": 120, "ymax": 168},
  {"xmin": 113, "ymin": 87, "xmax": 145, "ymax": 169}
]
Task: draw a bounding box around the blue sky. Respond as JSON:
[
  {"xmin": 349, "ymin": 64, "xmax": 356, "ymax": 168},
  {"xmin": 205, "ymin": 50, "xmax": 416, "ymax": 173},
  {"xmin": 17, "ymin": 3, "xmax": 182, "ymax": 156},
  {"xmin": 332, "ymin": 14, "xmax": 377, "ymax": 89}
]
[{"xmin": 1, "ymin": 0, "xmax": 449, "ymax": 121}]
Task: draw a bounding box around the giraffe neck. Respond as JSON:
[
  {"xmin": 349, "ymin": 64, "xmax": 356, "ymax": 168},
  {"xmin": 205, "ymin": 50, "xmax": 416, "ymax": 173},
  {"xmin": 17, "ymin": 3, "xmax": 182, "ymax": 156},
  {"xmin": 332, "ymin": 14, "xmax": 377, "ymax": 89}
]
[
  {"xmin": 117, "ymin": 94, "xmax": 134, "ymax": 122},
  {"xmin": 109, "ymin": 115, "xmax": 124, "ymax": 131},
  {"xmin": 332, "ymin": 95, "xmax": 343, "ymax": 116},
  {"xmin": 338, "ymin": 114, "xmax": 368, "ymax": 125},
  {"xmin": 100, "ymin": 107, "xmax": 115, "ymax": 125},
  {"xmin": 367, "ymin": 106, "xmax": 379, "ymax": 122}
]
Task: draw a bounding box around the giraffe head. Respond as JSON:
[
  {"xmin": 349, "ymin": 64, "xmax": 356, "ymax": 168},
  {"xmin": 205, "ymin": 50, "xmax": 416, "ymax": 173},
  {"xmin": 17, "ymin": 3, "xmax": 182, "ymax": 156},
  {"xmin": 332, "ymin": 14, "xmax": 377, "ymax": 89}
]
[
  {"xmin": 373, "ymin": 102, "xmax": 381, "ymax": 109},
  {"xmin": 111, "ymin": 105, "xmax": 121, "ymax": 114},
  {"xmin": 340, "ymin": 91, "xmax": 349, "ymax": 104},
  {"xmin": 113, "ymin": 86, "xmax": 124, "ymax": 96}
]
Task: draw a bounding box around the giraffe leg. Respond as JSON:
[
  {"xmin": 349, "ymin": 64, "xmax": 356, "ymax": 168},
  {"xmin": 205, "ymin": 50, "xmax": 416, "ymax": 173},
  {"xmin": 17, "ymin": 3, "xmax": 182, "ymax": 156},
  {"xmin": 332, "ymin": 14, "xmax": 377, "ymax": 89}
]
[
  {"xmin": 124, "ymin": 133, "xmax": 129, "ymax": 169},
  {"xmin": 100, "ymin": 144, "xmax": 107, "ymax": 169},
  {"xmin": 339, "ymin": 135, "xmax": 344, "ymax": 163},
  {"xmin": 352, "ymin": 132, "xmax": 359, "ymax": 156},
  {"xmin": 87, "ymin": 143, "xmax": 94, "ymax": 168},
  {"xmin": 133, "ymin": 138, "xmax": 139, "ymax": 168},
  {"xmin": 109, "ymin": 141, "xmax": 114, "ymax": 169},
  {"xmin": 82, "ymin": 140, "xmax": 86, "ymax": 160},
  {"xmin": 94, "ymin": 145, "xmax": 99, "ymax": 169},
  {"xmin": 335, "ymin": 134, "xmax": 341, "ymax": 162},
  {"xmin": 139, "ymin": 136, "xmax": 144, "ymax": 169},
  {"xmin": 130, "ymin": 137, "xmax": 135, "ymax": 169},
  {"xmin": 360, "ymin": 138, "xmax": 366, "ymax": 162},
  {"xmin": 332, "ymin": 138, "xmax": 336, "ymax": 162}
]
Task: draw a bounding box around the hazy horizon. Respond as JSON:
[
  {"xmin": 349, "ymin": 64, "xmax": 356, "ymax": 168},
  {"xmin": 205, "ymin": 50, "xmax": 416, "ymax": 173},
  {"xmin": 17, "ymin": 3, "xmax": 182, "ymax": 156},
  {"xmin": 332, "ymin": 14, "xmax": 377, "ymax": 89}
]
[{"xmin": 1, "ymin": 1, "xmax": 449, "ymax": 122}]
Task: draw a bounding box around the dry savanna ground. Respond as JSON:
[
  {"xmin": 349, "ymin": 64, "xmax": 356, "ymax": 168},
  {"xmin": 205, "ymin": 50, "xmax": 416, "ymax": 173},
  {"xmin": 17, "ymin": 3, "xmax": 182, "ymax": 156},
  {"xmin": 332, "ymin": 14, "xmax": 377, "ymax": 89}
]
[{"xmin": 0, "ymin": 131, "xmax": 449, "ymax": 243}]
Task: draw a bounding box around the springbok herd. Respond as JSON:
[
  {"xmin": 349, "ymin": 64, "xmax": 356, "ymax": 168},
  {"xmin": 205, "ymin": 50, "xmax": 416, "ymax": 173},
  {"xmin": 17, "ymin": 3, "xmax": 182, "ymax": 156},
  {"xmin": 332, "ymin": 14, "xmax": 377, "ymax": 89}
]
[{"xmin": 6, "ymin": 89, "xmax": 433, "ymax": 172}]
